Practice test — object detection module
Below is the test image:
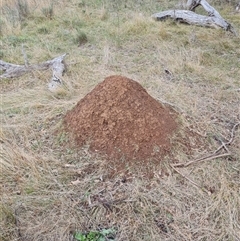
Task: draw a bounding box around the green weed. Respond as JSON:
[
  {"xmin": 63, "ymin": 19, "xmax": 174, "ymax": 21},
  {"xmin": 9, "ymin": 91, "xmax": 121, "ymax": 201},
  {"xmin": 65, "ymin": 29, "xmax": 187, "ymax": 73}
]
[
  {"xmin": 25, "ymin": 186, "xmax": 35, "ymax": 194},
  {"xmin": 74, "ymin": 228, "xmax": 116, "ymax": 241}
]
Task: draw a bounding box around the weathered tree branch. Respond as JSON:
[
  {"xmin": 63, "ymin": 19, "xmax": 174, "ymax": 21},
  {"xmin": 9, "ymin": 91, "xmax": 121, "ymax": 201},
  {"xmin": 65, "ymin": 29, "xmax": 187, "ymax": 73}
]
[
  {"xmin": 152, "ymin": 0, "xmax": 236, "ymax": 34},
  {"xmin": 0, "ymin": 54, "xmax": 67, "ymax": 79},
  {"xmin": 0, "ymin": 53, "xmax": 67, "ymax": 92},
  {"xmin": 152, "ymin": 10, "xmax": 228, "ymax": 29},
  {"xmin": 188, "ymin": 0, "xmax": 231, "ymax": 24},
  {"xmin": 236, "ymin": 2, "xmax": 240, "ymax": 12}
]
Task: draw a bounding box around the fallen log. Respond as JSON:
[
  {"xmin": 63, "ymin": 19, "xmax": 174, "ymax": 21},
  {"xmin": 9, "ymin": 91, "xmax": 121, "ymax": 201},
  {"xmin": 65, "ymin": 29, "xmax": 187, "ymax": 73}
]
[
  {"xmin": 152, "ymin": 0, "xmax": 236, "ymax": 34},
  {"xmin": 236, "ymin": 2, "xmax": 240, "ymax": 12},
  {"xmin": 0, "ymin": 53, "xmax": 67, "ymax": 92},
  {"xmin": 152, "ymin": 10, "xmax": 232, "ymax": 30}
]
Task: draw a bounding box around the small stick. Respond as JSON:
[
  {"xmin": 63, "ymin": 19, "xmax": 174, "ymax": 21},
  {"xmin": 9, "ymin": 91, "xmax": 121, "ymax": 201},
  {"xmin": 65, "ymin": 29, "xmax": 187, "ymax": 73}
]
[
  {"xmin": 173, "ymin": 122, "xmax": 239, "ymax": 168},
  {"xmin": 232, "ymin": 166, "xmax": 239, "ymax": 172},
  {"xmin": 170, "ymin": 164, "xmax": 209, "ymax": 194},
  {"xmin": 225, "ymin": 122, "xmax": 240, "ymax": 145},
  {"xmin": 219, "ymin": 139, "xmax": 229, "ymax": 153},
  {"xmin": 173, "ymin": 152, "xmax": 231, "ymax": 168},
  {"xmin": 214, "ymin": 122, "xmax": 239, "ymax": 154}
]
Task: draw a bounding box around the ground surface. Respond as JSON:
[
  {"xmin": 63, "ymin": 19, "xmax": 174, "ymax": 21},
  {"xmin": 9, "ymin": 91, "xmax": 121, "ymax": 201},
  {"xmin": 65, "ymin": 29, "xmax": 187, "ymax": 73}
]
[{"xmin": 1, "ymin": 0, "xmax": 240, "ymax": 241}]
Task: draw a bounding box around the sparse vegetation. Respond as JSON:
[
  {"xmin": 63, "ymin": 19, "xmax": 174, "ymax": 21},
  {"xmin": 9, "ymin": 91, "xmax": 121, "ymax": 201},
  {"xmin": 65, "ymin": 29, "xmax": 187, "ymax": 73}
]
[
  {"xmin": 74, "ymin": 228, "xmax": 116, "ymax": 241},
  {"xmin": 1, "ymin": 0, "xmax": 240, "ymax": 241},
  {"xmin": 16, "ymin": 0, "xmax": 30, "ymax": 21},
  {"xmin": 42, "ymin": 2, "xmax": 54, "ymax": 20},
  {"xmin": 74, "ymin": 29, "xmax": 88, "ymax": 46}
]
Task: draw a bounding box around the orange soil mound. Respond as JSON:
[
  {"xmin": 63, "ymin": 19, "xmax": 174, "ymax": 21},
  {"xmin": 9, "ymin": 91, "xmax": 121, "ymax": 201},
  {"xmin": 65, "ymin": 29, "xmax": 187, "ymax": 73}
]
[{"xmin": 64, "ymin": 75, "xmax": 179, "ymax": 163}]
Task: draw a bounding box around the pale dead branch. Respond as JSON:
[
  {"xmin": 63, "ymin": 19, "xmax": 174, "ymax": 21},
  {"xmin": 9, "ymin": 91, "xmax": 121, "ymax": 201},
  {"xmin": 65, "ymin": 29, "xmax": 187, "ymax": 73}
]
[
  {"xmin": 0, "ymin": 53, "xmax": 67, "ymax": 92},
  {"xmin": 236, "ymin": 2, "xmax": 240, "ymax": 12},
  {"xmin": 152, "ymin": 0, "xmax": 236, "ymax": 34},
  {"xmin": 170, "ymin": 164, "xmax": 210, "ymax": 194},
  {"xmin": 173, "ymin": 152, "xmax": 231, "ymax": 168}
]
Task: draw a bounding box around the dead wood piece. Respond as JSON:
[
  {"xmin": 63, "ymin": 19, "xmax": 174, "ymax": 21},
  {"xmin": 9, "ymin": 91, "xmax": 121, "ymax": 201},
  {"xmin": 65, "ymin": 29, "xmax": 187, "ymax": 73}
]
[
  {"xmin": 173, "ymin": 152, "xmax": 231, "ymax": 168},
  {"xmin": 187, "ymin": 0, "xmax": 222, "ymax": 19},
  {"xmin": 0, "ymin": 60, "xmax": 30, "ymax": 78},
  {"xmin": 152, "ymin": 10, "xmax": 230, "ymax": 29},
  {"xmin": 46, "ymin": 54, "xmax": 67, "ymax": 92},
  {"xmin": 186, "ymin": 0, "xmax": 201, "ymax": 11},
  {"xmin": 152, "ymin": 10, "xmax": 233, "ymax": 32},
  {"xmin": 0, "ymin": 53, "xmax": 67, "ymax": 92},
  {"xmin": 152, "ymin": 0, "xmax": 236, "ymax": 34},
  {"xmin": 0, "ymin": 54, "xmax": 67, "ymax": 79},
  {"xmin": 237, "ymin": 2, "xmax": 240, "ymax": 12},
  {"xmin": 188, "ymin": 0, "xmax": 231, "ymax": 28}
]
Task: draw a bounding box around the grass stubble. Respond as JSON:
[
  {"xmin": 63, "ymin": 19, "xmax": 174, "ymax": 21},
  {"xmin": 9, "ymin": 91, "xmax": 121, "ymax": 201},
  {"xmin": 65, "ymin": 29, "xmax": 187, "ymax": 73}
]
[{"xmin": 0, "ymin": 0, "xmax": 240, "ymax": 240}]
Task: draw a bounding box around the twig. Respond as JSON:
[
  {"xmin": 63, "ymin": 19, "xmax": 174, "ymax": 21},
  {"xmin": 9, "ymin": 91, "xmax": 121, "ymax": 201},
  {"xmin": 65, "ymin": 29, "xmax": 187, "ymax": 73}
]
[
  {"xmin": 232, "ymin": 166, "xmax": 239, "ymax": 172},
  {"xmin": 173, "ymin": 122, "xmax": 239, "ymax": 168},
  {"xmin": 223, "ymin": 122, "xmax": 239, "ymax": 145},
  {"xmin": 89, "ymin": 196, "xmax": 127, "ymax": 211},
  {"xmin": 215, "ymin": 139, "xmax": 229, "ymax": 153},
  {"xmin": 173, "ymin": 152, "xmax": 231, "ymax": 168},
  {"xmin": 170, "ymin": 164, "xmax": 209, "ymax": 194},
  {"xmin": 213, "ymin": 122, "xmax": 239, "ymax": 154}
]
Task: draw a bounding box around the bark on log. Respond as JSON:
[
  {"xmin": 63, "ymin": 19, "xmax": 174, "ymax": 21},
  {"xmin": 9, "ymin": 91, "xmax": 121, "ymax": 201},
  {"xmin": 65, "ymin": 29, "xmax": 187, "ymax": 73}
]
[
  {"xmin": 236, "ymin": 2, "xmax": 240, "ymax": 12},
  {"xmin": 152, "ymin": 10, "xmax": 231, "ymax": 30},
  {"xmin": 152, "ymin": 0, "xmax": 236, "ymax": 34},
  {"xmin": 187, "ymin": 0, "xmax": 226, "ymax": 19},
  {"xmin": 0, "ymin": 54, "xmax": 67, "ymax": 92}
]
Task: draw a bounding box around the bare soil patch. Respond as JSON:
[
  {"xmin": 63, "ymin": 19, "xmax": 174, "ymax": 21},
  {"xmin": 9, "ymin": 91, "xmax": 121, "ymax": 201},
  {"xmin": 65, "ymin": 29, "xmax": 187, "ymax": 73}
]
[{"xmin": 63, "ymin": 75, "xmax": 191, "ymax": 177}]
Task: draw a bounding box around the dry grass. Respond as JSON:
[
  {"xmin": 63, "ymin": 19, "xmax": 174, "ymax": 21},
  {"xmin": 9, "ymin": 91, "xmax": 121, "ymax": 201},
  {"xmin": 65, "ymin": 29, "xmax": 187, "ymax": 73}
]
[{"xmin": 1, "ymin": 0, "xmax": 240, "ymax": 240}]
